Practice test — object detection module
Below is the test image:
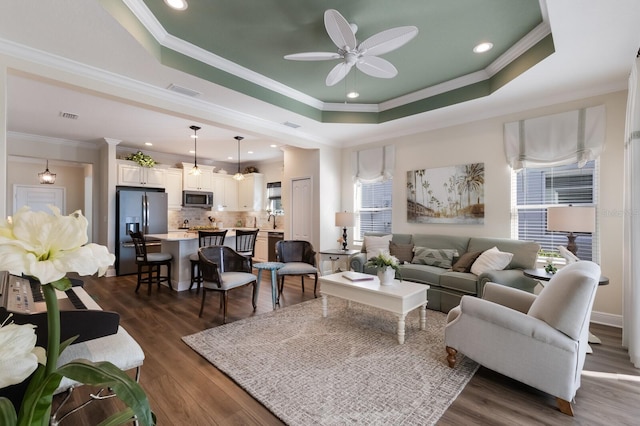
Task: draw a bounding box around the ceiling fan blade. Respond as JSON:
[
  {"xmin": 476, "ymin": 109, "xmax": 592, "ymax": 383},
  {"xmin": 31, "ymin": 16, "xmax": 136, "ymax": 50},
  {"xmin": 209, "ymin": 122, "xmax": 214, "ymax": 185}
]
[
  {"xmin": 284, "ymin": 52, "xmax": 342, "ymax": 61},
  {"xmin": 356, "ymin": 56, "xmax": 398, "ymax": 79},
  {"xmin": 324, "ymin": 9, "xmax": 356, "ymax": 51},
  {"xmin": 326, "ymin": 62, "xmax": 354, "ymax": 86},
  {"xmin": 359, "ymin": 26, "xmax": 419, "ymax": 56}
]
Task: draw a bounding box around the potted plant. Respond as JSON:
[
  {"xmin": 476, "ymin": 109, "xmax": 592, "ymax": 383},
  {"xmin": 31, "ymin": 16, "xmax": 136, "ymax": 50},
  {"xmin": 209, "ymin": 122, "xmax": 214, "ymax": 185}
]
[
  {"xmin": 125, "ymin": 151, "xmax": 156, "ymax": 168},
  {"xmin": 366, "ymin": 252, "xmax": 401, "ymax": 285}
]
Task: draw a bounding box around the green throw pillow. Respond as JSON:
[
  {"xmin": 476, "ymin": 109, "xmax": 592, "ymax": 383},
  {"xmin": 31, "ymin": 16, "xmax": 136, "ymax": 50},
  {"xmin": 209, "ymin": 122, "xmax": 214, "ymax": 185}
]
[{"xmin": 411, "ymin": 246, "xmax": 459, "ymax": 269}]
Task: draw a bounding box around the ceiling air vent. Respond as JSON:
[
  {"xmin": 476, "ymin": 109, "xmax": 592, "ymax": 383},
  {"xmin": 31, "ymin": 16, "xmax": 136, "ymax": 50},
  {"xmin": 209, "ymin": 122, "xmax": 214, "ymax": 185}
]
[
  {"xmin": 167, "ymin": 83, "xmax": 201, "ymax": 97},
  {"xmin": 59, "ymin": 111, "xmax": 78, "ymax": 120},
  {"xmin": 283, "ymin": 121, "xmax": 300, "ymax": 129}
]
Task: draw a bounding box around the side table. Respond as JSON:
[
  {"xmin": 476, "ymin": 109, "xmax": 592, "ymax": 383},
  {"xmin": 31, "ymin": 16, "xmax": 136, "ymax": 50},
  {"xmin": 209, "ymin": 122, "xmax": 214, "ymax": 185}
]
[
  {"xmin": 253, "ymin": 262, "xmax": 285, "ymax": 310},
  {"xmin": 319, "ymin": 249, "xmax": 360, "ymax": 276},
  {"xmin": 523, "ymin": 267, "xmax": 609, "ymax": 350}
]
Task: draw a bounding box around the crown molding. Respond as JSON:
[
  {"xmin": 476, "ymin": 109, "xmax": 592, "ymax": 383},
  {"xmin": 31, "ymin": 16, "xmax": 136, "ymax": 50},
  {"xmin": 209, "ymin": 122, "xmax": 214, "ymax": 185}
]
[{"xmin": 7, "ymin": 131, "xmax": 101, "ymax": 150}]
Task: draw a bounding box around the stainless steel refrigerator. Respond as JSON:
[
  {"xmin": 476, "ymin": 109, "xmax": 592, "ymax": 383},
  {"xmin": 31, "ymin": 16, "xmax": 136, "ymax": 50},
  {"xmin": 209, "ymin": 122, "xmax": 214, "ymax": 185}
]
[{"xmin": 116, "ymin": 187, "xmax": 168, "ymax": 275}]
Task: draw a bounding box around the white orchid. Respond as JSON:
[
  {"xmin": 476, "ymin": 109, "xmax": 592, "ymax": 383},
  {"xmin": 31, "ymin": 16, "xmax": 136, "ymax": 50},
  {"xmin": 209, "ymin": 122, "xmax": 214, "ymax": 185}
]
[
  {"xmin": 0, "ymin": 206, "xmax": 114, "ymax": 285},
  {"xmin": 0, "ymin": 320, "xmax": 46, "ymax": 389}
]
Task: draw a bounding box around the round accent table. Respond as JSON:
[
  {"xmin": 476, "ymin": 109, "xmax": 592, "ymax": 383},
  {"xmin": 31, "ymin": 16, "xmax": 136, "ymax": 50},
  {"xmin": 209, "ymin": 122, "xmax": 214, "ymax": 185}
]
[{"xmin": 253, "ymin": 262, "xmax": 285, "ymax": 310}]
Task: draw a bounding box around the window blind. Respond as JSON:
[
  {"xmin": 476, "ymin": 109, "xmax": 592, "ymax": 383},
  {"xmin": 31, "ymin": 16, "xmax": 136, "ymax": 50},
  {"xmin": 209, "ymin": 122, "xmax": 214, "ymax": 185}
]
[{"xmin": 354, "ymin": 179, "xmax": 393, "ymax": 241}]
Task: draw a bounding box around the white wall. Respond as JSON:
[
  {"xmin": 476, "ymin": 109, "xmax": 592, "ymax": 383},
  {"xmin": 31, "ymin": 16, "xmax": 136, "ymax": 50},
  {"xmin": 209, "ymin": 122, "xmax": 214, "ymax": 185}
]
[{"xmin": 341, "ymin": 90, "xmax": 626, "ymax": 318}]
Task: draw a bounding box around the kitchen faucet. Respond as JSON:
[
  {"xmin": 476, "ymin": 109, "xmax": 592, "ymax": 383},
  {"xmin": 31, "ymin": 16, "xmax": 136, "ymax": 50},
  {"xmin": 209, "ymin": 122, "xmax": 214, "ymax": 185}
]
[{"xmin": 268, "ymin": 213, "xmax": 277, "ymax": 230}]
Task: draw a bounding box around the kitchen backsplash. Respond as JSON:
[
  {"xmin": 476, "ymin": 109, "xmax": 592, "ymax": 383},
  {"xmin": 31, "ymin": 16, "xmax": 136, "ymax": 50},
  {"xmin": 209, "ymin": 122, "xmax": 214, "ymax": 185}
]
[{"xmin": 168, "ymin": 208, "xmax": 284, "ymax": 230}]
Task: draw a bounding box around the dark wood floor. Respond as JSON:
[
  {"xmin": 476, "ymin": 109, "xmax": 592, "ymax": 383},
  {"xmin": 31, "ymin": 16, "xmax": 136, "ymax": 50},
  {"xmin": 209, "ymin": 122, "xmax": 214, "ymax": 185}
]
[{"xmin": 55, "ymin": 273, "xmax": 640, "ymax": 425}]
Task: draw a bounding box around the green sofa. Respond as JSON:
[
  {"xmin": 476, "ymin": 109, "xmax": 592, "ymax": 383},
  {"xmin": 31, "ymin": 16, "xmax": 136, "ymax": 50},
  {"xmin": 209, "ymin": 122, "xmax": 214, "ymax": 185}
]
[{"xmin": 349, "ymin": 233, "xmax": 540, "ymax": 313}]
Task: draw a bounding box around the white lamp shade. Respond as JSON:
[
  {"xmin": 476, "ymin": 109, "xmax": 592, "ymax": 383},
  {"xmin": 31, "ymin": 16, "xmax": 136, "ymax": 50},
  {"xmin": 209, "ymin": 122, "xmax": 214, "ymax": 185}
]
[
  {"xmin": 547, "ymin": 206, "xmax": 595, "ymax": 233},
  {"xmin": 335, "ymin": 212, "xmax": 355, "ymax": 227}
]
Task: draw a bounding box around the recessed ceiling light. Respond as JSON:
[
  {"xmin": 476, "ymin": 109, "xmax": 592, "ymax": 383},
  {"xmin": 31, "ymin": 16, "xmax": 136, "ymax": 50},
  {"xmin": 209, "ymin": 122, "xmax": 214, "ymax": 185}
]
[
  {"xmin": 145, "ymin": 142, "xmax": 153, "ymax": 146},
  {"xmin": 347, "ymin": 91, "xmax": 360, "ymax": 99},
  {"xmin": 270, "ymin": 144, "xmax": 277, "ymax": 148},
  {"xmin": 164, "ymin": 0, "xmax": 188, "ymax": 11},
  {"xmin": 247, "ymin": 151, "xmax": 254, "ymax": 154},
  {"xmin": 473, "ymin": 42, "xmax": 493, "ymax": 53},
  {"xmin": 189, "ymin": 150, "xmax": 195, "ymax": 154},
  {"xmin": 227, "ymin": 156, "xmax": 233, "ymax": 160}
]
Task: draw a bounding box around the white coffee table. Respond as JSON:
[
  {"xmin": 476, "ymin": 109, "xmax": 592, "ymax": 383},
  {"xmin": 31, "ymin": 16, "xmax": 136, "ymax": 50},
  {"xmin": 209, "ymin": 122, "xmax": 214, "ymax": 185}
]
[{"xmin": 319, "ymin": 272, "xmax": 429, "ymax": 344}]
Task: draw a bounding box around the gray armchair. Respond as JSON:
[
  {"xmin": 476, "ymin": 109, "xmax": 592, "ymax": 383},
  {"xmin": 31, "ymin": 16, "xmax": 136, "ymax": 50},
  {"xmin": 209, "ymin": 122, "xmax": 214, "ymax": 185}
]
[
  {"xmin": 198, "ymin": 246, "xmax": 258, "ymax": 324},
  {"xmin": 444, "ymin": 261, "xmax": 601, "ymax": 416}
]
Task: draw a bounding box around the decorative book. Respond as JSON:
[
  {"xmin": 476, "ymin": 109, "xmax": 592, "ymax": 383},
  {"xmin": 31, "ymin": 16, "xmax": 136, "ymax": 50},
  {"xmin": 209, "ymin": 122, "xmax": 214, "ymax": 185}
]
[{"xmin": 342, "ymin": 272, "xmax": 374, "ymax": 282}]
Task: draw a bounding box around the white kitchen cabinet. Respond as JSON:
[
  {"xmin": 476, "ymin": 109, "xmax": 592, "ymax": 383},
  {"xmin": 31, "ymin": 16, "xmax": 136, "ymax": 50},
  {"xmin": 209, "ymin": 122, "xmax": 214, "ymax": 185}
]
[
  {"xmin": 238, "ymin": 173, "xmax": 264, "ymax": 211},
  {"xmin": 117, "ymin": 160, "xmax": 166, "ymax": 188},
  {"xmin": 181, "ymin": 162, "xmax": 214, "ymax": 191},
  {"xmin": 254, "ymin": 231, "xmax": 268, "ymax": 263},
  {"xmin": 166, "ymin": 167, "xmax": 183, "ymax": 210},
  {"xmin": 212, "ymin": 173, "xmax": 238, "ymax": 211}
]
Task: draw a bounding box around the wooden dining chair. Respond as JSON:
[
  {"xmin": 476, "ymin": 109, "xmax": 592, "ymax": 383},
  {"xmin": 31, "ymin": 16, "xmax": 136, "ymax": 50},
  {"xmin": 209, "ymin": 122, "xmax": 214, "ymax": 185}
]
[
  {"xmin": 189, "ymin": 229, "xmax": 228, "ymax": 292},
  {"xmin": 129, "ymin": 231, "xmax": 173, "ymax": 294},
  {"xmin": 235, "ymin": 229, "xmax": 259, "ymax": 267}
]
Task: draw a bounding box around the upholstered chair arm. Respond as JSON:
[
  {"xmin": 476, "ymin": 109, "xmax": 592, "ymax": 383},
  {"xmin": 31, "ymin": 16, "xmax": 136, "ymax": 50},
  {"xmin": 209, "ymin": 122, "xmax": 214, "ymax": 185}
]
[
  {"xmin": 477, "ymin": 269, "xmax": 539, "ymax": 295},
  {"xmin": 452, "ymin": 296, "xmax": 576, "ymax": 351},
  {"xmin": 350, "ymin": 253, "xmax": 367, "ymax": 272},
  {"xmin": 482, "ymin": 282, "xmax": 537, "ymax": 314}
]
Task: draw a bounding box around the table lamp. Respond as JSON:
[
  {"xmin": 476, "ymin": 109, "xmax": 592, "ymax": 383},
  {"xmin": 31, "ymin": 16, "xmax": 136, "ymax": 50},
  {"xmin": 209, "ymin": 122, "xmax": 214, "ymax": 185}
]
[
  {"xmin": 335, "ymin": 212, "xmax": 355, "ymax": 251},
  {"xmin": 546, "ymin": 206, "xmax": 595, "ymax": 255}
]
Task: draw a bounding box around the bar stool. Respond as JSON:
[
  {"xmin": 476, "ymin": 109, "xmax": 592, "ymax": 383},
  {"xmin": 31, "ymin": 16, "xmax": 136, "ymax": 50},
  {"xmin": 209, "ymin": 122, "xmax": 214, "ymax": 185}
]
[
  {"xmin": 129, "ymin": 231, "xmax": 173, "ymax": 294},
  {"xmin": 189, "ymin": 229, "xmax": 228, "ymax": 292},
  {"xmin": 235, "ymin": 229, "xmax": 259, "ymax": 268}
]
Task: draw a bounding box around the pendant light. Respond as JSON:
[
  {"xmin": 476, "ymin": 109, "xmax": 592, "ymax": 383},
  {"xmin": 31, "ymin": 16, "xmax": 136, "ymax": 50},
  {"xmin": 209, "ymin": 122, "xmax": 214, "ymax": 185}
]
[
  {"xmin": 189, "ymin": 125, "xmax": 202, "ymax": 176},
  {"xmin": 233, "ymin": 136, "xmax": 245, "ymax": 181},
  {"xmin": 38, "ymin": 160, "xmax": 56, "ymax": 184}
]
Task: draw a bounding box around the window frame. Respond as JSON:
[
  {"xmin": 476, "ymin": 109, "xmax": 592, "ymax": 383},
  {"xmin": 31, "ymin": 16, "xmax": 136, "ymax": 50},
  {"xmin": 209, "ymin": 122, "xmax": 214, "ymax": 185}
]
[{"xmin": 353, "ymin": 179, "xmax": 393, "ymax": 244}]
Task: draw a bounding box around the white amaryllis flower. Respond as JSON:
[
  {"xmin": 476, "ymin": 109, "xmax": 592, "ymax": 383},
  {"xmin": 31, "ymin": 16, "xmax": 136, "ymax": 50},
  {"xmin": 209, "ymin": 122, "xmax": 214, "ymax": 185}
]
[
  {"xmin": 0, "ymin": 321, "xmax": 46, "ymax": 388},
  {"xmin": 0, "ymin": 206, "xmax": 115, "ymax": 284}
]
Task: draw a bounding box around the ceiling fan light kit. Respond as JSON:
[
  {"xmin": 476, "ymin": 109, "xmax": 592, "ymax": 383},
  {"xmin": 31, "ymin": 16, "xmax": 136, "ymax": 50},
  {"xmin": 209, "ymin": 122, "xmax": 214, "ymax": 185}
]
[{"xmin": 285, "ymin": 9, "xmax": 418, "ymax": 87}]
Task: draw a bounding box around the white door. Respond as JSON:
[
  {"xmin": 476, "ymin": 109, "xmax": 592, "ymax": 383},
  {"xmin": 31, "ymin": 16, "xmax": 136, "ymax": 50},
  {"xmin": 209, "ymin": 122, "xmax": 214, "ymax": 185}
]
[
  {"xmin": 291, "ymin": 177, "xmax": 312, "ymax": 241},
  {"xmin": 14, "ymin": 185, "xmax": 66, "ymax": 214}
]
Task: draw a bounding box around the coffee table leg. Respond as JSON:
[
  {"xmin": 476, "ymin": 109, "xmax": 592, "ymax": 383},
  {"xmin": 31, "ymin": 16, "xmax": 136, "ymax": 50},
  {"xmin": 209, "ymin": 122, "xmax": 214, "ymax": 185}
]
[
  {"xmin": 420, "ymin": 303, "xmax": 427, "ymax": 330},
  {"xmin": 270, "ymin": 269, "xmax": 278, "ymax": 309},
  {"xmin": 322, "ymin": 294, "xmax": 328, "ymax": 317},
  {"xmin": 397, "ymin": 314, "xmax": 406, "ymax": 344}
]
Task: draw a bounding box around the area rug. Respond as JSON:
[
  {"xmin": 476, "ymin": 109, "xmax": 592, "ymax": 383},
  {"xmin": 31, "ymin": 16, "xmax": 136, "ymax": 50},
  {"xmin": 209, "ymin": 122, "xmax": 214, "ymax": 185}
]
[{"xmin": 182, "ymin": 298, "xmax": 478, "ymax": 425}]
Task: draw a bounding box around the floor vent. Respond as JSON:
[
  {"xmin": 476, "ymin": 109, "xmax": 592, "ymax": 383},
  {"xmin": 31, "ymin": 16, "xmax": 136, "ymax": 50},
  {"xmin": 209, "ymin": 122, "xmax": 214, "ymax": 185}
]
[
  {"xmin": 167, "ymin": 84, "xmax": 201, "ymax": 97},
  {"xmin": 59, "ymin": 111, "xmax": 78, "ymax": 120}
]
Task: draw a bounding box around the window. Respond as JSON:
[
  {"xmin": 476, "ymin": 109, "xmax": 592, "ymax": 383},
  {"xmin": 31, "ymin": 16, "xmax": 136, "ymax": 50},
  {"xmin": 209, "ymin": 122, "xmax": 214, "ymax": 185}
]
[
  {"xmin": 354, "ymin": 179, "xmax": 392, "ymax": 241},
  {"xmin": 511, "ymin": 161, "xmax": 598, "ymax": 261}
]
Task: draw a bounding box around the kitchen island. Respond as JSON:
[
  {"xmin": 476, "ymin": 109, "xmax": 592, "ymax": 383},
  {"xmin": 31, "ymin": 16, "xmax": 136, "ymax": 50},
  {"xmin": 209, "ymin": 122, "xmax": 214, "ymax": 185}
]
[{"xmin": 147, "ymin": 230, "xmax": 241, "ymax": 291}]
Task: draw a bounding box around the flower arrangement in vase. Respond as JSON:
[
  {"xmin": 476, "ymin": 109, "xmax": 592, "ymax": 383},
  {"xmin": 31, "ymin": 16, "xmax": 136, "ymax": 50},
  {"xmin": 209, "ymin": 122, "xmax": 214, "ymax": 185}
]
[
  {"xmin": 0, "ymin": 206, "xmax": 154, "ymax": 425},
  {"xmin": 366, "ymin": 252, "xmax": 401, "ymax": 285}
]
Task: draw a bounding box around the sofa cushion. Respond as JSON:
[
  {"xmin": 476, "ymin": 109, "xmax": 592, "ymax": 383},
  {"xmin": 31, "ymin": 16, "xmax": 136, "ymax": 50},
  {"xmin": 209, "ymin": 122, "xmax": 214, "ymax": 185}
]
[
  {"xmin": 467, "ymin": 237, "xmax": 539, "ymax": 270},
  {"xmin": 389, "ymin": 241, "xmax": 414, "ymax": 263},
  {"xmin": 398, "ymin": 263, "xmax": 447, "ymax": 285},
  {"xmin": 451, "ymin": 251, "xmax": 482, "ymax": 272},
  {"xmin": 439, "ymin": 272, "xmax": 478, "ymax": 294},
  {"xmin": 363, "ymin": 234, "xmax": 392, "ymax": 260},
  {"xmin": 527, "ymin": 261, "xmax": 600, "ymax": 340},
  {"xmin": 412, "ymin": 247, "xmax": 459, "ymax": 269},
  {"xmin": 412, "ymin": 234, "xmax": 470, "ymax": 261},
  {"xmin": 470, "ymin": 246, "xmax": 513, "ymax": 275}
]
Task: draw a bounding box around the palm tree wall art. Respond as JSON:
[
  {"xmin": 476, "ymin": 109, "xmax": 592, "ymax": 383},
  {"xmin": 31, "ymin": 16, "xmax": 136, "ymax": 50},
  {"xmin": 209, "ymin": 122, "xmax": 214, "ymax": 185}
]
[{"xmin": 407, "ymin": 163, "xmax": 484, "ymax": 224}]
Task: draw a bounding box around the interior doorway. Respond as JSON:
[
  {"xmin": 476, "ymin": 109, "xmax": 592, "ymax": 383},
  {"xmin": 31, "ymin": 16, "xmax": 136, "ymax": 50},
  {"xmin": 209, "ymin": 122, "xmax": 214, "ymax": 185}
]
[{"xmin": 13, "ymin": 184, "xmax": 66, "ymax": 214}]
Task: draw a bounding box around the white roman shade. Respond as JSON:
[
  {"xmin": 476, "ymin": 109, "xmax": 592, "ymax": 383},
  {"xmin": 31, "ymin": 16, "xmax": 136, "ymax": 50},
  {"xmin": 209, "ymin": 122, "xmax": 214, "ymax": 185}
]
[
  {"xmin": 504, "ymin": 105, "xmax": 606, "ymax": 170},
  {"xmin": 351, "ymin": 145, "xmax": 395, "ymax": 183}
]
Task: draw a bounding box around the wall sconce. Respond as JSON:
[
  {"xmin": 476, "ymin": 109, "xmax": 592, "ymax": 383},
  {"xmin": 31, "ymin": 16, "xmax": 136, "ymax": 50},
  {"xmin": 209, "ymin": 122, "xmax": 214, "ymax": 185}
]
[
  {"xmin": 38, "ymin": 160, "xmax": 56, "ymax": 184},
  {"xmin": 547, "ymin": 205, "xmax": 596, "ymax": 255},
  {"xmin": 335, "ymin": 211, "xmax": 355, "ymax": 251}
]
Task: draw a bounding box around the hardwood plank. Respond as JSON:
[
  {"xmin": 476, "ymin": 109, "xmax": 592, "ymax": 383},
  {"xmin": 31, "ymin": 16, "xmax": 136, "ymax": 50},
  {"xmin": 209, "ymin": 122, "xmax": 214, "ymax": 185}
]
[{"xmin": 51, "ymin": 273, "xmax": 639, "ymax": 425}]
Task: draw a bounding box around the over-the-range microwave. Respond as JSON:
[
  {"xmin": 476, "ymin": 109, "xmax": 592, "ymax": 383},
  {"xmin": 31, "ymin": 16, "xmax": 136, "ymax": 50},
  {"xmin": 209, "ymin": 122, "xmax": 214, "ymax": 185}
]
[{"xmin": 182, "ymin": 190, "xmax": 213, "ymax": 209}]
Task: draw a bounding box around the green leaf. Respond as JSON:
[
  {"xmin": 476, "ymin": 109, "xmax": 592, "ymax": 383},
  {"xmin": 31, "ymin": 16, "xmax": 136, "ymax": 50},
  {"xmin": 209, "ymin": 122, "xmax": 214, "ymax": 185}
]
[
  {"xmin": 56, "ymin": 360, "xmax": 154, "ymax": 426},
  {"xmin": 48, "ymin": 277, "xmax": 72, "ymax": 292},
  {"xmin": 0, "ymin": 397, "xmax": 17, "ymax": 426}
]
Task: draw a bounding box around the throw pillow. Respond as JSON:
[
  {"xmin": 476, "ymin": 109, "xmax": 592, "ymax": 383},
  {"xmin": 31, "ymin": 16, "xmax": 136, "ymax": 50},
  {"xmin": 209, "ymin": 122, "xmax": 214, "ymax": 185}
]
[
  {"xmin": 470, "ymin": 246, "xmax": 514, "ymax": 275},
  {"xmin": 389, "ymin": 241, "xmax": 414, "ymax": 263},
  {"xmin": 527, "ymin": 261, "xmax": 600, "ymax": 340},
  {"xmin": 411, "ymin": 246, "xmax": 459, "ymax": 269},
  {"xmin": 451, "ymin": 251, "xmax": 482, "ymax": 273},
  {"xmin": 364, "ymin": 234, "xmax": 392, "ymax": 260}
]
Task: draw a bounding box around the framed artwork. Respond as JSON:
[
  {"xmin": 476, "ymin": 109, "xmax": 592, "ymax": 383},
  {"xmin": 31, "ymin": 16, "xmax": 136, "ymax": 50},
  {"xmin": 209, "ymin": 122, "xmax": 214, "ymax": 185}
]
[{"xmin": 407, "ymin": 163, "xmax": 484, "ymax": 224}]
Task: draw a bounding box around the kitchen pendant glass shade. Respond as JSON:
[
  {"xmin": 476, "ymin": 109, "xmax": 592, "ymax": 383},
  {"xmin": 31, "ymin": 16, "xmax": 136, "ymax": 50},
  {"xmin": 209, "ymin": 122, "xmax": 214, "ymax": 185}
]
[
  {"xmin": 38, "ymin": 160, "xmax": 56, "ymax": 184},
  {"xmin": 189, "ymin": 125, "xmax": 202, "ymax": 176},
  {"xmin": 233, "ymin": 136, "xmax": 245, "ymax": 181}
]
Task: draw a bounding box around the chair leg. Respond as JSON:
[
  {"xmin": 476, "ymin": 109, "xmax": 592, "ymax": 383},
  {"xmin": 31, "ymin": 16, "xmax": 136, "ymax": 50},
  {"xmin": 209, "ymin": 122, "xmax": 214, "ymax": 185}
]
[
  {"xmin": 556, "ymin": 398, "xmax": 574, "ymax": 416},
  {"xmin": 222, "ymin": 292, "xmax": 229, "ymax": 324},
  {"xmin": 252, "ymin": 282, "xmax": 258, "ymax": 310},
  {"xmin": 135, "ymin": 265, "xmax": 142, "ymax": 293},
  {"xmin": 446, "ymin": 346, "xmax": 457, "ymax": 368},
  {"xmin": 301, "ymin": 275, "xmax": 305, "ymax": 293},
  {"xmin": 313, "ymin": 273, "xmax": 318, "ymax": 298},
  {"xmin": 147, "ymin": 266, "xmax": 153, "ymax": 295},
  {"xmin": 166, "ymin": 261, "xmax": 173, "ymax": 290},
  {"xmin": 156, "ymin": 264, "xmax": 161, "ymax": 291},
  {"xmin": 189, "ymin": 261, "xmax": 197, "ymax": 290},
  {"xmin": 199, "ymin": 289, "xmax": 207, "ymax": 317}
]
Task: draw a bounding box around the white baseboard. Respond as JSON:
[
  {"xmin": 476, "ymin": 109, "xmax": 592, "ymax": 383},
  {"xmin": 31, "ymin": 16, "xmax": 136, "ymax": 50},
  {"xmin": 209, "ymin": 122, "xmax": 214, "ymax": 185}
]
[{"xmin": 590, "ymin": 310, "xmax": 622, "ymax": 328}]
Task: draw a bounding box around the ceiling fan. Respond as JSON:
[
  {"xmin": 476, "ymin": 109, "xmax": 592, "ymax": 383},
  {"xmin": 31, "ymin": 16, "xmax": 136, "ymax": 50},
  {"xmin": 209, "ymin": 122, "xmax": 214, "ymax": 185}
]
[{"xmin": 284, "ymin": 9, "xmax": 419, "ymax": 87}]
